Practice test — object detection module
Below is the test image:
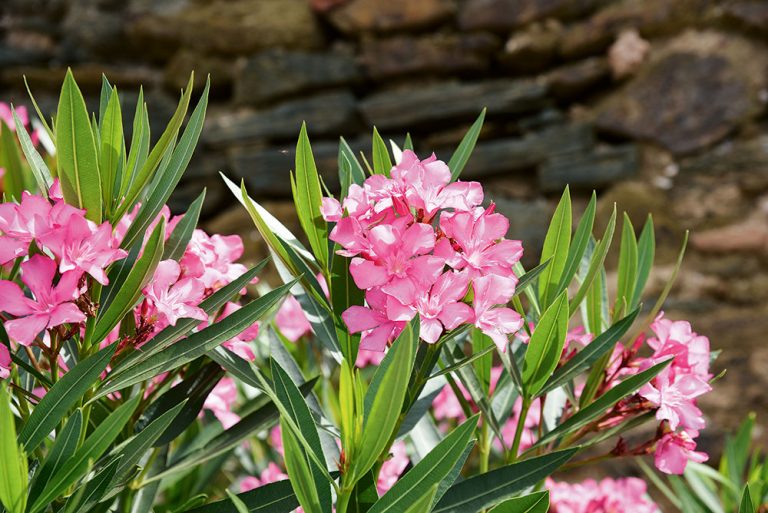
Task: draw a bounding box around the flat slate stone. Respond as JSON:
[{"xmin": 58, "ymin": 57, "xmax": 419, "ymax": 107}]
[
  {"xmin": 204, "ymin": 91, "xmax": 360, "ymax": 147},
  {"xmin": 359, "ymin": 80, "xmax": 549, "ymax": 130},
  {"xmin": 538, "ymin": 144, "xmax": 638, "ymax": 192}
]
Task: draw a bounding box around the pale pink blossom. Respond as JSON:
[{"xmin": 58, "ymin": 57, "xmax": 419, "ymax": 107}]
[
  {"xmin": 355, "ymin": 348, "xmax": 385, "ymax": 367},
  {"xmin": 655, "ymin": 431, "xmax": 708, "ymax": 475},
  {"xmin": 646, "ymin": 313, "xmax": 711, "ymax": 381},
  {"xmin": 270, "ymin": 425, "xmax": 284, "ymax": 455},
  {"xmin": 320, "ymin": 197, "xmax": 343, "ymax": 222},
  {"xmin": 240, "ymin": 462, "xmax": 289, "ymax": 492},
  {"xmin": 0, "ymin": 255, "xmax": 85, "ymax": 345},
  {"xmin": 143, "ymin": 260, "xmax": 207, "ymax": 328},
  {"xmin": 377, "ymin": 441, "xmax": 409, "ymax": 496},
  {"xmin": 471, "ymin": 274, "xmax": 523, "ymax": 350},
  {"xmin": 0, "ymin": 344, "xmax": 11, "ymax": 379},
  {"xmin": 384, "ymin": 270, "xmax": 474, "ymax": 343},
  {"xmin": 180, "ymin": 230, "xmax": 249, "ymax": 291},
  {"xmin": 39, "ymin": 214, "xmax": 127, "ymax": 285},
  {"xmin": 639, "ymin": 366, "xmax": 710, "ymax": 431},
  {"xmin": 435, "ymin": 207, "xmax": 523, "ymax": 279},
  {"xmin": 203, "ymin": 377, "xmax": 240, "ymax": 429},
  {"xmin": 548, "ymin": 477, "xmax": 659, "ymax": 513},
  {"xmin": 342, "ymin": 288, "xmax": 405, "ymax": 352},
  {"xmin": 275, "ymin": 295, "xmax": 312, "ymax": 342},
  {"xmin": 218, "ymin": 302, "xmax": 259, "ymax": 361}
]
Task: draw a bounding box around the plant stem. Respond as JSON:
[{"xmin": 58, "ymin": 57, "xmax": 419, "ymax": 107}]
[
  {"xmin": 508, "ymin": 397, "xmax": 531, "ymax": 463},
  {"xmin": 479, "ymin": 420, "xmax": 490, "ymax": 473}
]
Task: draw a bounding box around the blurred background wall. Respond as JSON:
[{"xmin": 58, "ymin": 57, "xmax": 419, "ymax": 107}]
[{"xmin": 1, "ymin": 0, "xmax": 767, "ymax": 455}]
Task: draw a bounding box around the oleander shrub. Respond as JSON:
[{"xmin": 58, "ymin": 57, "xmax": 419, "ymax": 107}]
[{"xmin": 0, "ymin": 72, "xmax": 751, "ymax": 513}]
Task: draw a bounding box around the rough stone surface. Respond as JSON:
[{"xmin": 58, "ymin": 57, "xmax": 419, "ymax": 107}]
[
  {"xmin": 539, "ymin": 144, "xmax": 639, "ymax": 191},
  {"xmin": 595, "ymin": 32, "xmax": 768, "ymax": 155},
  {"xmin": 204, "ymin": 91, "xmax": 360, "ymax": 146},
  {"xmin": 127, "ymin": 0, "xmax": 325, "ymax": 56},
  {"xmin": 544, "ymin": 57, "xmax": 610, "ymax": 100},
  {"xmin": 361, "ymin": 33, "xmax": 499, "ymax": 79},
  {"xmin": 326, "ymin": 0, "xmax": 456, "ymax": 34},
  {"xmin": 234, "ymin": 50, "xmax": 361, "ymax": 106},
  {"xmin": 360, "ymin": 80, "xmax": 550, "ymax": 130},
  {"xmin": 459, "ymin": 0, "xmax": 602, "ymax": 32},
  {"xmin": 500, "ymin": 21, "xmax": 563, "ymax": 73}
]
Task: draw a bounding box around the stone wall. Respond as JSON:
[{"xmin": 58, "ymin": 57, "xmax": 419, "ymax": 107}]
[{"xmin": 2, "ymin": 0, "xmax": 768, "ymax": 448}]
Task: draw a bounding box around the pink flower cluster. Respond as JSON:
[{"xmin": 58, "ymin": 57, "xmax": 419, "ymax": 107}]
[
  {"xmin": 638, "ymin": 315, "xmax": 712, "ymax": 474},
  {"xmin": 547, "ymin": 477, "xmax": 659, "ymax": 513},
  {"xmin": 324, "ymin": 150, "xmax": 524, "ymax": 352}
]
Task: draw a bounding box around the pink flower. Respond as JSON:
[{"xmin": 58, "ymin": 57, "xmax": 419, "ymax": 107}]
[
  {"xmin": 349, "ymin": 220, "xmax": 442, "ymax": 291},
  {"xmin": 275, "ymin": 295, "xmax": 312, "ymax": 342},
  {"xmin": 0, "ymin": 255, "xmax": 85, "ymax": 345},
  {"xmin": 0, "ymin": 344, "xmax": 11, "ymax": 380},
  {"xmin": 383, "ymin": 270, "xmax": 474, "ymax": 344},
  {"xmin": 548, "ymin": 477, "xmax": 659, "ymax": 513},
  {"xmin": 203, "ymin": 377, "xmax": 240, "ymax": 429},
  {"xmin": 432, "ymin": 384, "xmax": 466, "ymax": 422},
  {"xmin": 342, "ymin": 288, "xmax": 405, "ymax": 352},
  {"xmin": 391, "ymin": 150, "xmax": 483, "ymax": 218},
  {"xmin": 270, "ymin": 425, "xmax": 284, "ymax": 455},
  {"xmin": 239, "ymin": 462, "xmax": 289, "ymax": 492},
  {"xmin": 355, "ymin": 348, "xmax": 385, "ymax": 367},
  {"xmin": 143, "ymin": 260, "xmax": 207, "ymax": 328},
  {"xmin": 218, "ymin": 302, "xmax": 259, "ymax": 361},
  {"xmin": 655, "ymin": 431, "xmax": 708, "ymax": 475},
  {"xmin": 639, "ymin": 366, "xmax": 710, "ymax": 431},
  {"xmin": 471, "ymin": 275, "xmax": 523, "ymax": 351},
  {"xmin": 39, "ymin": 214, "xmax": 127, "ymax": 285},
  {"xmin": 377, "ymin": 441, "xmax": 409, "ymax": 496},
  {"xmin": 435, "ymin": 207, "xmax": 523, "ymax": 279},
  {"xmin": 180, "ymin": 230, "xmax": 248, "ymax": 291},
  {"xmin": 0, "ymin": 192, "xmax": 82, "ymax": 264},
  {"xmin": 646, "ymin": 314, "xmax": 711, "ymax": 381},
  {"xmin": 320, "ymin": 197, "xmax": 342, "ymax": 222}
]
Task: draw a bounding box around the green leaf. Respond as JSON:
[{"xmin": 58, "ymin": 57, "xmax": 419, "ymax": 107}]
[
  {"xmin": 631, "ymin": 215, "xmax": 655, "ymax": 308},
  {"xmin": 522, "ymin": 291, "xmax": 568, "ymax": 398},
  {"xmin": 11, "ymin": 106, "xmax": 53, "ymax": 195},
  {"xmin": 430, "ymin": 343, "xmax": 495, "ymax": 380},
  {"xmin": 448, "ymin": 108, "xmax": 485, "ymax": 181},
  {"xmin": 472, "ymin": 329, "xmax": 494, "ymax": 392},
  {"xmin": 28, "ymin": 396, "xmax": 139, "ymax": 513},
  {"xmin": 23, "ymin": 76, "xmax": 54, "ymax": 140},
  {"xmin": 615, "ymin": 213, "xmax": 638, "ymax": 318},
  {"xmin": 534, "ymin": 359, "xmax": 671, "ymax": 447},
  {"xmin": 119, "ymin": 87, "xmax": 149, "ymax": 205},
  {"xmin": 370, "ymin": 416, "xmax": 478, "ymax": 513},
  {"xmin": 99, "ymin": 85, "xmax": 124, "ymax": 214},
  {"xmin": 339, "ymin": 136, "xmax": 366, "ymax": 189},
  {"xmin": 56, "ymin": 68, "xmax": 103, "ymax": 222},
  {"xmin": 489, "ymin": 491, "xmax": 549, "ymax": 513},
  {"xmin": 353, "ymin": 318, "xmax": 419, "ymax": 482},
  {"xmin": 111, "ymin": 262, "xmax": 265, "ymax": 375},
  {"xmin": 97, "ymin": 281, "xmax": 293, "ymax": 397},
  {"xmin": 184, "ymin": 479, "xmax": 299, "ymax": 513},
  {"xmin": 738, "ymin": 485, "xmax": 755, "ymax": 513},
  {"xmin": 271, "ymin": 359, "xmax": 331, "ymax": 513},
  {"xmin": 226, "ymin": 490, "xmax": 251, "ymax": 513},
  {"xmin": 569, "ymin": 206, "xmax": 617, "ymax": 317},
  {"xmin": 113, "ymin": 73, "xmax": 194, "ymax": 221},
  {"xmin": 63, "ymin": 455, "xmax": 122, "ymax": 512},
  {"xmin": 0, "ymin": 384, "xmax": 27, "ymax": 513},
  {"xmin": 119, "ymin": 78, "xmax": 209, "ymax": 250},
  {"xmin": 403, "ymin": 483, "xmax": 440, "ymax": 513},
  {"xmin": 556, "ymin": 191, "xmax": 596, "ymax": 294},
  {"xmin": 433, "ymin": 449, "xmax": 577, "ymax": 513},
  {"xmin": 403, "ymin": 133, "xmax": 414, "ymax": 151},
  {"xmin": 92, "ymin": 217, "xmax": 165, "ymax": 344},
  {"xmin": 540, "ymin": 306, "xmax": 640, "ymax": 395},
  {"xmin": 163, "ymin": 189, "xmax": 206, "ymax": 261},
  {"xmin": 292, "ymin": 122, "xmax": 329, "ymax": 270},
  {"xmin": 19, "ymin": 344, "xmax": 116, "ymax": 451},
  {"xmin": 330, "ymin": 249, "xmax": 365, "ymax": 363},
  {"xmin": 0, "ymin": 119, "xmax": 25, "ymax": 201},
  {"xmin": 28, "ymin": 409, "xmax": 82, "ymax": 500},
  {"xmin": 372, "ymin": 127, "xmax": 392, "ymax": 176},
  {"xmin": 538, "ymin": 187, "xmax": 571, "ymax": 307},
  {"xmin": 513, "ymin": 259, "xmax": 550, "ymax": 299}
]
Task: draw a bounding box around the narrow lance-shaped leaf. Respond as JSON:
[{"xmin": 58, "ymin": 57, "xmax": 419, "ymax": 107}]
[
  {"xmin": 28, "ymin": 409, "xmax": 82, "ymax": 500},
  {"xmin": 163, "ymin": 189, "xmax": 206, "ymax": 261},
  {"xmin": 118, "ymin": 87, "xmax": 149, "ymax": 204},
  {"xmin": 615, "ymin": 213, "xmax": 638, "ymax": 319},
  {"xmin": 0, "ymin": 119, "xmax": 25, "ymax": 201},
  {"xmin": 449, "ymin": 108, "xmax": 486, "ymax": 181},
  {"xmin": 0, "ymin": 383, "xmax": 27, "ymax": 513},
  {"xmin": 372, "ymin": 126, "xmax": 393, "ymax": 176},
  {"xmin": 556, "ymin": 191, "xmax": 596, "ymax": 294},
  {"xmin": 99, "ymin": 85, "xmax": 124, "ymax": 214},
  {"xmin": 352, "ymin": 318, "xmax": 419, "ymax": 483},
  {"xmin": 569, "ymin": 205, "xmax": 617, "ymax": 317},
  {"xmin": 11, "ymin": 107, "xmax": 53, "ymax": 195},
  {"xmin": 522, "ymin": 291, "xmax": 569, "ymax": 398},
  {"xmin": 489, "ymin": 491, "xmax": 549, "ymax": 513},
  {"xmin": 538, "ymin": 187, "xmax": 571, "ymax": 307},
  {"xmin": 19, "ymin": 344, "xmax": 116, "ymax": 451},
  {"xmin": 56, "ymin": 68, "xmax": 103, "ymax": 222},
  {"xmin": 631, "ymin": 215, "xmax": 655, "ymax": 308},
  {"xmin": 92, "ymin": 217, "xmax": 165, "ymax": 344}
]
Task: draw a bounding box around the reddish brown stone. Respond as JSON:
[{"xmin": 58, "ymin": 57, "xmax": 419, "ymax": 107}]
[{"xmin": 326, "ymin": 0, "xmax": 456, "ymax": 34}]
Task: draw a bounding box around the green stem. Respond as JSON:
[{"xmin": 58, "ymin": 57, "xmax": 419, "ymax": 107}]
[
  {"xmin": 479, "ymin": 420, "xmax": 490, "ymax": 474},
  {"xmin": 508, "ymin": 397, "xmax": 531, "ymax": 463}
]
